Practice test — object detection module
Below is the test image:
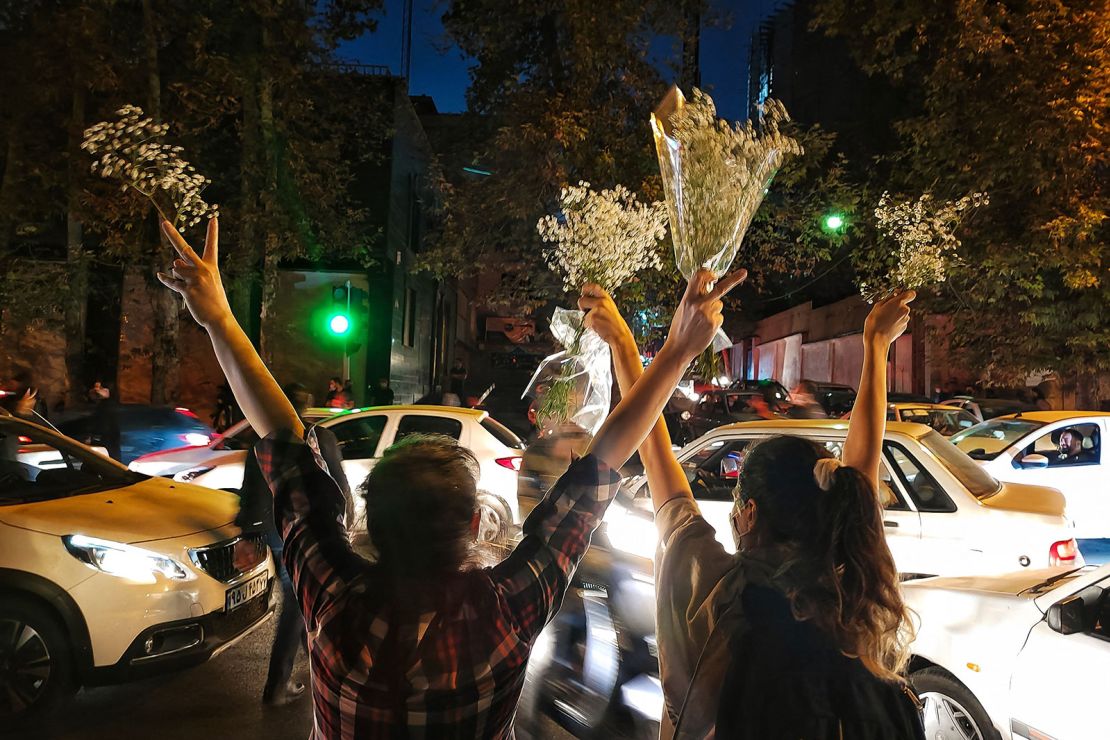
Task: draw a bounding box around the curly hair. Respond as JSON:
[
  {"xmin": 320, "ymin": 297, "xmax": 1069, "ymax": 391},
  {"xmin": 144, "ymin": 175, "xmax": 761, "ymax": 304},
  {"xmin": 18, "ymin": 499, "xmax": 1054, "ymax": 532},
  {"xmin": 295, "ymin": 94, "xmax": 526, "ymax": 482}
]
[{"xmin": 736, "ymin": 435, "xmax": 914, "ymax": 682}]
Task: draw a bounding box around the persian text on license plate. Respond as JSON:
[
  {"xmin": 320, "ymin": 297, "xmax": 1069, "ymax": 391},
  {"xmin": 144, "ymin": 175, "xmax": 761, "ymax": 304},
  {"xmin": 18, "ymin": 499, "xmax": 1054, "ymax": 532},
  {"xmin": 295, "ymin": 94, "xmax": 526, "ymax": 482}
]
[{"xmin": 225, "ymin": 573, "xmax": 268, "ymax": 612}]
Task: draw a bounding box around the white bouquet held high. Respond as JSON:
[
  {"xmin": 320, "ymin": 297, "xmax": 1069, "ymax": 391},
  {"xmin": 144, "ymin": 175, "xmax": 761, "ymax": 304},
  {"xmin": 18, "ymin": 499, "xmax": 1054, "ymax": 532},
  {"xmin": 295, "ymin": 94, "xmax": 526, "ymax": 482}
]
[
  {"xmin": 651, "ymin": 87, "xmax": 802, "ymax": 281},
  {"xmin": 528, "ymin": 182, "xmax": 668, "ymax": 434},
  {"xmin": 861, "ymin": 191, "xmax": 989, "ymax": 302},
  {"xmin": 83, "ymin": 105, "xmax": 218, "ymax": 229}
]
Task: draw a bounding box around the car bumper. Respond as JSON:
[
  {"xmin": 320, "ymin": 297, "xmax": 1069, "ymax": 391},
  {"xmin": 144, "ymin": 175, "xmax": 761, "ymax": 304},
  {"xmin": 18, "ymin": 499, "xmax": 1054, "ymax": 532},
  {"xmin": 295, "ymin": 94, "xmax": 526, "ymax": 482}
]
[{"xmin": 84, "ymin": 577, "xmax": 275, "ymax": 685}]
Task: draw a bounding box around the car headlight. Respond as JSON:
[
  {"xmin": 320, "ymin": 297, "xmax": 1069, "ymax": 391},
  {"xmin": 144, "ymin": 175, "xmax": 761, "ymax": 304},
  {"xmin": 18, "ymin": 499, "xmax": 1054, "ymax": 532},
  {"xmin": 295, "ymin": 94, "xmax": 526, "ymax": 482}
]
[
  {"xmin": 63, "ymin": 534, "xmax": 190, "ymax": 583},
  {"xmin": 603, "ymin": 504, "xmax": 658, "ymax": 561},
  {"xmin": 174, "ymin": 466, "xmax": 214, "ymax": 482}
]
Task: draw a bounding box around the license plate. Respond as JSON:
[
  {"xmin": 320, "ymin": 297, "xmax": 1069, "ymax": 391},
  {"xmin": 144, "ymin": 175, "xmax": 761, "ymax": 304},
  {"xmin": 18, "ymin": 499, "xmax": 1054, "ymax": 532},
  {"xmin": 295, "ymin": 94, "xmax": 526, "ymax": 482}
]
[{"xmin": 225, "ymin": 573, "xmax": 268, "ymax": 612}]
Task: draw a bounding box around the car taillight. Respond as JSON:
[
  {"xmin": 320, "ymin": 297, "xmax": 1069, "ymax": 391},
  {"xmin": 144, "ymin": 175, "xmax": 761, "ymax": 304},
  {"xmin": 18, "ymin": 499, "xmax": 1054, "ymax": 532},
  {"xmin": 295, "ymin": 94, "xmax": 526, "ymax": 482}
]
[
  {"xmin": 17, "ymin": 435, "xmax": 31, "ymax": 443},
  {"xmin": 180, "ymin": 432, "xmax": 212, "ymax": 447},
  {"xmin": 496, "ymin": 456, "xmax": 523, "ymax": 472},
  {"xmin": 174, "ymin": 407, "xmax": 200, "ymax": 420},
  {"xmin": 1049, "ymin": 539, "xmax": 1079, "ymax": 566}
]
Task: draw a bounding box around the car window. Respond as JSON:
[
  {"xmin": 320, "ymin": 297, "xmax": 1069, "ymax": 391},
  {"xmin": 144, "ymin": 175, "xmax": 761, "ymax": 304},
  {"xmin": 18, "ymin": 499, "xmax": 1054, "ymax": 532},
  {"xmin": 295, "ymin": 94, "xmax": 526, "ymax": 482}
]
[
  {"xmin": 396, "ymin": 415, "xmax": 463, "ymax": 441},
  {"xmin": 951, "ymin": 419, "xmax": 1045, "ymax": 460},
  {"xmin": 916, "ymin": 430, "xmax": 1000, "ymax": 499},
  {"xmin": 815, "ymin": 439, "xmax": 906, "ymax": 510},
  {"xmin": 1025, "ymin": 423, "xmax": 1101, "ymax": 467},
  {"xmin": 883, "ymin": 441, "xmax": 956, "ymax": 512},
  {"xmin": 331, "ymin": 416, "xmax": 388, "ymax": 460},
  {"xmin": 683, "ymin": 438, "xmax": 752, "ymax": 501},
  {"xmin": 0, "ymin": 422, "xmax": 137, "ymax": 504},
  {"xmin": 480, "ymin": 417, "xmax": 524, "ymax": 450}
]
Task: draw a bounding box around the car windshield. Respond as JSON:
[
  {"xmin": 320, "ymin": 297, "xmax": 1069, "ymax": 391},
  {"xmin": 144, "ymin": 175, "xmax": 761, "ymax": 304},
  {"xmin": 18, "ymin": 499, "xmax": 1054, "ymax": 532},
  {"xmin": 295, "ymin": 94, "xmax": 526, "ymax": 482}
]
[
  {"xmin": 899, "ymin": 407, "xmax": 979, "ymax": 436},
  {"xmin": 950, "ymin": 419, "xmax": 1045, "ymax": 460},
  {"xmin": 0, "ymin": 420, "xmax": 141, "ymax": 504},
  {"xmin": 917, "ymin": 430, "xmax": 1000, "ymax": 498}
]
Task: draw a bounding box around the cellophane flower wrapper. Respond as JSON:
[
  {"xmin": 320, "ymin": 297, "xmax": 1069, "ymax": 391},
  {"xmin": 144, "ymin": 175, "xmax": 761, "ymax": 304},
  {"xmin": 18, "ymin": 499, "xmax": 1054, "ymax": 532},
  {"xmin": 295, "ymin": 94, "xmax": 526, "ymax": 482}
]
[
  {"xmin": 522, "ymin": 308, "xmax": 612, "ymax": 436},
  {"xmin": 651, "ymin": 87, "xmax": 802, "ymax": 356}
]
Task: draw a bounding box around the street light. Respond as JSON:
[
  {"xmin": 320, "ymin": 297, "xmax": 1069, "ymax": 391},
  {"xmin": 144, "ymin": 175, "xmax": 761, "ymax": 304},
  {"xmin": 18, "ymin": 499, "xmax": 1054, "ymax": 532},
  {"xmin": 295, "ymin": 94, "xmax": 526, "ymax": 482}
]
[{"xmin": 824, "ymin": 213, "xmax": 845, "ymax": 231}]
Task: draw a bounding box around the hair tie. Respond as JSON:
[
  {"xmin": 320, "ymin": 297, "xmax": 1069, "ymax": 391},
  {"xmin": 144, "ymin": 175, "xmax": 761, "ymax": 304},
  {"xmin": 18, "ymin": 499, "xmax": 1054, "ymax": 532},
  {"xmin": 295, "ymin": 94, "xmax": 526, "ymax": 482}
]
[{"xmin": 813, "ymin": 458, "xmax": 842, "ymax": 492}]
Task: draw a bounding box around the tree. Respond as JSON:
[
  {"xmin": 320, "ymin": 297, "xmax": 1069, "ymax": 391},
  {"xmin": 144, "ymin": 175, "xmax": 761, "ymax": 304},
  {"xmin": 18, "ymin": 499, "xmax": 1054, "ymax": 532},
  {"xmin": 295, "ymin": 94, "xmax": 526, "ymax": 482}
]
[{"xmin": 813, "ymin": 0, "xmax": 1109, "ymax": 404}]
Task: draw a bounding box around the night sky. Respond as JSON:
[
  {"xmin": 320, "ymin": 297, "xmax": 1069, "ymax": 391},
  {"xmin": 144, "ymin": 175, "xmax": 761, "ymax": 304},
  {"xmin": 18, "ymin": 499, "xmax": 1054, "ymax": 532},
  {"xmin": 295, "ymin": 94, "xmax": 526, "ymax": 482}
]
[{"xmin": 338, "ymin": 0, "xmax": 790, "ymax": 121}]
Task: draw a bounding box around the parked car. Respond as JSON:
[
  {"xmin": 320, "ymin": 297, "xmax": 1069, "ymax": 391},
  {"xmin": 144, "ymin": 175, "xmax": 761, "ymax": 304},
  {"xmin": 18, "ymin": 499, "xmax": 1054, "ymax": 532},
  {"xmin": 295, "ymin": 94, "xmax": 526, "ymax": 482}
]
[
  {"xmin": 158, "ymin": 405, "xmax": 525, "ymax": 534},
  {"xmin": 678, "ymin": 389, "xmax": 778, "ymax": 444},
  {"xmin": 611, "ymin": 420, "xmax": 1081, "ymax": 577},
  {"xmin": 56, "ymin": 404, "xmax": 216, "ymax": 465},
  {"xmin": 0, "ymin": 411, "xmax": 276, "ymax": 723},
  {"xmin": 729, "ymin": 378, "xmax": 790, "ymax": 405},
  {"xmin": 128, "ymin": 408, "xmax": 340, "ymax": 479},
  {"xmin": 946, "ymin": 396, "xmax": 1038, "ymax": 423},
  {"xmin": 844, "ymin": 403, "xmax": 979, "ymax": 437},
  {"xmin": 903, "ymin": 562, "xmax": 1109, "ymax": 740},
  {"xmin": 813, "ymin": 382, "xmax": 857, "ymax": 416},
  {"xmin": 951, "ymin": 411, "xmax": 1109, "ymax": 539},
  {"xmin": 889, "ymin": 392, "xmax": 935, "ymax": 404}
]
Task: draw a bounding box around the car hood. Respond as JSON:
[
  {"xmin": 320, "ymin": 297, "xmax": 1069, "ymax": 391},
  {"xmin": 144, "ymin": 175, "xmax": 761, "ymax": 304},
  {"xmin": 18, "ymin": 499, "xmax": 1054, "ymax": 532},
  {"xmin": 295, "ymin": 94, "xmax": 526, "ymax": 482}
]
[
  {"xmin": 904, "ymin": 567, "xmax": 1070, "ymax": 599},
  {"xmin": 0, "ymin": 476, "xmax": 239, "ymax": 543},
  {"xmin": 979, "ymin": 480, "xmax": 1066, "ymax": 517}
]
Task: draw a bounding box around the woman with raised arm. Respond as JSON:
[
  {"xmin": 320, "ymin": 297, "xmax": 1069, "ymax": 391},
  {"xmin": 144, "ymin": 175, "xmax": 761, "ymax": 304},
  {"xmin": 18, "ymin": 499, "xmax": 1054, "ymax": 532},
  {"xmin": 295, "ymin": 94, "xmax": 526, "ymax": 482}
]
[
  {"xmin": 584, "ymin": 285, "xmax": 922, "ymax": 739},
  {"xmin": 155, "ymin": 216, "xmax": 744, "ymax": 739}
]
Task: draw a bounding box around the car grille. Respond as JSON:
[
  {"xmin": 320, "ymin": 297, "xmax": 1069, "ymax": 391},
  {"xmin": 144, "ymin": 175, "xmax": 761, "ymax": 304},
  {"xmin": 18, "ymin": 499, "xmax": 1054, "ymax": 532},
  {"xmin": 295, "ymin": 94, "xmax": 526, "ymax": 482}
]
[{"xmin": 189, "ymin": 533, "xmax": 267, "ymax": 583}]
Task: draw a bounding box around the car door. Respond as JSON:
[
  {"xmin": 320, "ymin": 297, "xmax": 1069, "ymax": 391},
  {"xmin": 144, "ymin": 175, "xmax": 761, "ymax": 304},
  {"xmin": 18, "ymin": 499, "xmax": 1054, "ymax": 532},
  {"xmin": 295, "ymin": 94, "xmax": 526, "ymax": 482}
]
[
  {"xmin": 327, "ymin": 412, "xmax": 391, "ymax": 497},
  {"xmin": 1008, "ymin": 420, "xmax": 1107, "ymax": 539},
  {"xmin": 1008, "ymin": 573, "xmax": 1110, "ymax": 739}
]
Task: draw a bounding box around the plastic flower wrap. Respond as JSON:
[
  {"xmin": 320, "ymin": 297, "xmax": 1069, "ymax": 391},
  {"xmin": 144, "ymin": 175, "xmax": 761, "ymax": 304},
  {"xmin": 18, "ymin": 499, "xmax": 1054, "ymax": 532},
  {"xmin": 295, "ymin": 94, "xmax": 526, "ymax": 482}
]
[
  {"xmin": 651, "ymin": 87, "xmax": 801, "ymax": 379},
  {"xmin": 83, "ymin": 105, "xmax": 218, "ymax": 229},
  {"xmin": 527, "ymin": 182, "xmax": 667, "ymax": 434},
  {"xmin": 860, "ymin": 191, "xmax": 989, "ymax": 302}
]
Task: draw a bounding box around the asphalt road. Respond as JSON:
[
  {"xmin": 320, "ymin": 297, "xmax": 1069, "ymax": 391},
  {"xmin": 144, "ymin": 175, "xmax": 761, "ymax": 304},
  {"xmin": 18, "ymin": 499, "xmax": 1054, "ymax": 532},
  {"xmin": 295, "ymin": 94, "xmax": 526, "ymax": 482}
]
[{"xmin": 13, "ymin": 593, "xmax": 573, "ymax": 740}]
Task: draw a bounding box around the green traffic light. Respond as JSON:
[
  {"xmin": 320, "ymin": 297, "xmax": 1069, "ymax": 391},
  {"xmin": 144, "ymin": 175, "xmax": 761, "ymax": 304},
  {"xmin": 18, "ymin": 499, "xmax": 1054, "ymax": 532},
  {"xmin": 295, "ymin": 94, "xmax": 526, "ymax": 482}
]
[
  {"xmin": 824, "ymin": 214, "xmax": 845, "ymax": 230},
  {"xmin": 328, "ymin": 314, "xmax": 350, "ymax": 335}
]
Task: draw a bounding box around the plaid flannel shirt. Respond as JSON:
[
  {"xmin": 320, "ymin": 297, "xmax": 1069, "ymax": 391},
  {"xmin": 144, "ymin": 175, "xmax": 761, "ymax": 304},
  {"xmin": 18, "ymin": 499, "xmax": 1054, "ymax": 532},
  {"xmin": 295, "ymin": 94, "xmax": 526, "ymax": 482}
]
[{"xmin": 255, "ymin": 428, "xmax": 621, "ymax": 739}]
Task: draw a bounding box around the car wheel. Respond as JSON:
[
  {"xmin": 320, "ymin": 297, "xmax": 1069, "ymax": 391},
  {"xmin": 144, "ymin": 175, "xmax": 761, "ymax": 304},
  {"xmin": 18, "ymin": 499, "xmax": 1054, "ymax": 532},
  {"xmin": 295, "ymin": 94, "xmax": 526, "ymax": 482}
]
[
  {"xmin": 476, "ymin": 493, "xmax": 512, "ymax": 544},
  {"xmin": 912, "ymin": 667, "xmax": 1000, "ymax": 740},
  {"xmin": 0, "ymin": 596, "xmax": 75, "ymax": 723}
]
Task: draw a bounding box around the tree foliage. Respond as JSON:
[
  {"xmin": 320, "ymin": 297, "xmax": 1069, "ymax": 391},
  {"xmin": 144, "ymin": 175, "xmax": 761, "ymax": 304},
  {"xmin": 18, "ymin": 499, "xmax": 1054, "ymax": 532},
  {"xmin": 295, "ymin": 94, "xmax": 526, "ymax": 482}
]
[{"xmin": 813, "ymin": 0, "xmax": 1109, "ymax": 394}]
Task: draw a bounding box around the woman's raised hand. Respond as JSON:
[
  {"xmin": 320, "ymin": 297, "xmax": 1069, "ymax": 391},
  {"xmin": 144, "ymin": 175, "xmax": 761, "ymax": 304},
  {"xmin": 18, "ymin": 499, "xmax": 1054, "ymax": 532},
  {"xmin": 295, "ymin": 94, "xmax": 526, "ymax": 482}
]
[
  {"xmin": 863, "ymin": 291, "xmax": 916, "ymax": 348},
  {"xmin": 156, "ymin": 217, "xmax": 232, "ymax": 330},
  {"xmin": 579, "ymin": 284, "xmax": 635, "ymax": 350},
  {"xmin": 664, "ymin": 268, "xmax": 747, "ymax": 362}
]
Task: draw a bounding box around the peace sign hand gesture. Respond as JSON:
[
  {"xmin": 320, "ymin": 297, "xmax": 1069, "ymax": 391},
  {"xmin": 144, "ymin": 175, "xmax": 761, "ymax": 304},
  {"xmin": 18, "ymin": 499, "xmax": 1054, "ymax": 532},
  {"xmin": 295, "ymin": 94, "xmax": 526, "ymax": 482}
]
[
  {"xmin": 156, "ymin": 217, "xmax": 232, "ymax": 330},
  {"xmin": 664, "ymin": 268, "xmax": 748, "ymax": 363}
]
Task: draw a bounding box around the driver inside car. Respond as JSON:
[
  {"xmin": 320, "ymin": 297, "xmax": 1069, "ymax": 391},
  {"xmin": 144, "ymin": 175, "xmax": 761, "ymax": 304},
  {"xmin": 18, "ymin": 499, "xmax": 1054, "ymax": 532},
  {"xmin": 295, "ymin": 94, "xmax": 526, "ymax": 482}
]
[{"xmin": 1055, "ymin": 428, "xmax": 1096, "ymax": 465}]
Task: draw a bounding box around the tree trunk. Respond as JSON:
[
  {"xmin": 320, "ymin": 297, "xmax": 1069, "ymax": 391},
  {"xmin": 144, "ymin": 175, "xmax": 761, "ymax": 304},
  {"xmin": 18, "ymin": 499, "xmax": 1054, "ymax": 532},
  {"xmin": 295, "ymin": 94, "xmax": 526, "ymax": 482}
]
[
  {"xmin": 0, "ymin": 123, "xmax": 23, "ymax": 261},
  {"xmin": 256, "ymin": 20, "xmax": 280, "ymax": 366},
  {"xmin": 142, "ymin": 0, "xmax": 178, "ymax": 405},
  {"xmin": 64, "ymin": 82, "xmax": 89, "ymax": 406},
  {"xmin": 680, "ymin": 6, "xmax": 701, "ymax": 91}
]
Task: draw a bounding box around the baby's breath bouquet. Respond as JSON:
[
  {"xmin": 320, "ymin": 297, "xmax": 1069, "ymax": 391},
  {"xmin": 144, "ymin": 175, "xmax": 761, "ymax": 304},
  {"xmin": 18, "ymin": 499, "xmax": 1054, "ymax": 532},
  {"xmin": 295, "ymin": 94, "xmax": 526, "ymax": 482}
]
[
  {"xmin": 526, "ymin": 182, "xmax": 667, "ymax": 434},
  {"xmin": 651, "ymin": 87, "xmax": 801, "ymax": 381},
  {"xmin": 82, "ymin": 105, "xmax": 218, "ymax": 229},
  {"xmin": 860, "ymin": 191, "xmax": 989, "ymax": 302}
]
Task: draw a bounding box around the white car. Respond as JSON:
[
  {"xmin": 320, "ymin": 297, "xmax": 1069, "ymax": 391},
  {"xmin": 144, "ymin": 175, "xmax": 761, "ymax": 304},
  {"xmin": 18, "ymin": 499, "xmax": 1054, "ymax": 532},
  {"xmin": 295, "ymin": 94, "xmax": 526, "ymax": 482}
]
[
  {"xmin": 139, "ymin": 405, "xmax": 526, "ymax": 530},
  {"xmin": 606, "ymin": 420, "xmax": 1082, "ymax": 578},
  {"xmin": 904, "ymin": 562, "xmax": 1109, "ymax": 739},
  {"xmin": 0, "ymin": 412, "xmax": 276, "ymax": 722},
  {"xmin": 128, "ymin": 408, "xmax": 343, "ymax": 481},
  {"xmin": 951, "ymin": 412, "xmax": 1109, "ymax": 539}
]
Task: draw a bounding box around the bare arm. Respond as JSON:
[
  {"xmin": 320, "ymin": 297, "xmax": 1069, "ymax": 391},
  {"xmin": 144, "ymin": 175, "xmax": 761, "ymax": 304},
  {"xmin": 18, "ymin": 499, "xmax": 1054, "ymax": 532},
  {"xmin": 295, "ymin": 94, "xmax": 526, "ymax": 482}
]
[
  {"xmin": 157, "ymin": 218, "xmax": 303, "ymax": 439},
  {"xmin": 841, "ymin": 291, "xmax": 915, "ymax": 488},
  {"xmin": 586, "ymin": 270, "xmax": 746, "ymax": 472},
  {"xmin": 581, "ymin": 278, "xmax": 753, "ymax": 512}
]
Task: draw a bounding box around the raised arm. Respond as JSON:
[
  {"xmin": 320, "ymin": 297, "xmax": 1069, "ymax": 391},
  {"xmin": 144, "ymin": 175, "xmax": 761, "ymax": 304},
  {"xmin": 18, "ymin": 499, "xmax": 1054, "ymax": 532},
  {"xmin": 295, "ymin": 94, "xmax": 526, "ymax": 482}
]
[
  {"xmin": 156, "ymin": 218, "xmax": 303, "ymax": 439},
  {"xmin": 580, "ymin": 276, "xmax": 751, "ymax": 512},
  {"xmin": 586, "ymin": 270, "xmax": 746, "ymax": 471},
  {"xmin": 841, "ymin": 291, "xmax": 915, "ymax": 488}
]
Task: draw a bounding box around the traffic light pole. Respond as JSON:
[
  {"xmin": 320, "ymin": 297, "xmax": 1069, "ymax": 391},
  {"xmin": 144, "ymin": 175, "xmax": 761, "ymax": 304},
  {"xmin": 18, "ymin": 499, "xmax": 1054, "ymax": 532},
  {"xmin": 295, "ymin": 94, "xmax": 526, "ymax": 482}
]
[{"xmin": 343, "ymin": 279, "xmax": 351, "ymax": 386}]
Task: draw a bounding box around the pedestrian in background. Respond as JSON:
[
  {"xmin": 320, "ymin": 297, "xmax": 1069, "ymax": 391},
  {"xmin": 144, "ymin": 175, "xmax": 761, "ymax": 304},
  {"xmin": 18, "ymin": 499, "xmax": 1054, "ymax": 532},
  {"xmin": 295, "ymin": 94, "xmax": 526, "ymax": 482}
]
[
  {"xmin": 156, "ymin": 215, "xmax": 743, "ymax": 738},
  {"xmin": 368, "ymin": 377, "xmax": 394, "ymax": 407},
  {"xmin": 238, "ymin": 381, "xmax": 352, "ymax": 706},
  {"xmin": 88, "ymin": 380, "xmax": 111, "ymax": 402},
  {"xmin": 787, "ymin": 379, "xmax": 827, "ymax": 419},
  {"xmin": 449, "ymin": 358, "xmax": 468, "ymax": 397}
]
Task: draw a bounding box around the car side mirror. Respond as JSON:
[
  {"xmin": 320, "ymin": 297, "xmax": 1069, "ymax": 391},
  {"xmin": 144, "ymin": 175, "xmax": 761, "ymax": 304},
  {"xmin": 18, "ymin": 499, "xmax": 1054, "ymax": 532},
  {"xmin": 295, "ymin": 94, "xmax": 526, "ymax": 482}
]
[
  {"xmin": 1021, "ymin": 453, "xmax": 1050, "ymax": 468},
  {"xmin": 1047, "ymin": 595, "xmax": 1089, "ymax": 635}
]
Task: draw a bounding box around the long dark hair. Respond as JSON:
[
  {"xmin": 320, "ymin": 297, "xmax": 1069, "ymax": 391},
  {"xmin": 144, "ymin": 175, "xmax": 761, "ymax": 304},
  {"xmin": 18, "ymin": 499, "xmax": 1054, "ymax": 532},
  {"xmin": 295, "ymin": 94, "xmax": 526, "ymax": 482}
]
[
  {"xmin": 361, "ymin": 433, "xmax": 479, "ymax": 585},
  {"xmin": 736, "ymin": 435, "xmax": 913, "ymax": 681}
]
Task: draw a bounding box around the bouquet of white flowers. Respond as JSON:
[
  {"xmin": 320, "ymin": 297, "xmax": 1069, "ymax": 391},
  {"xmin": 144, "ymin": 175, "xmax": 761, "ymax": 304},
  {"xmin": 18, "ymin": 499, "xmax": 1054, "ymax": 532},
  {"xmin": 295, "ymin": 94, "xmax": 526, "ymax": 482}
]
[
  {"xmin": 82, "ymin": 105, "xmax": 218, "ymax": 229},
  {"xmin": 527, "ymin": 182, "xmax": 667, "ymax": 434},
  {"xmin": 860, "ymin": 191, "xmax": 989, "ymax": 302},
  {"xmin": 651, "ymin": 87, "xmax": 801, "ymax": 380}
]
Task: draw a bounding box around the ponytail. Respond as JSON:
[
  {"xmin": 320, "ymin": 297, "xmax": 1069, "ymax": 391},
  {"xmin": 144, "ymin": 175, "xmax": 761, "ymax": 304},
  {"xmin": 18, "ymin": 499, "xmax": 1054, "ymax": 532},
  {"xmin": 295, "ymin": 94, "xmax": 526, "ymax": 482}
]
[{"xmin": 737, "ymin": 436, "xmax": 914, "ymax": 682}]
